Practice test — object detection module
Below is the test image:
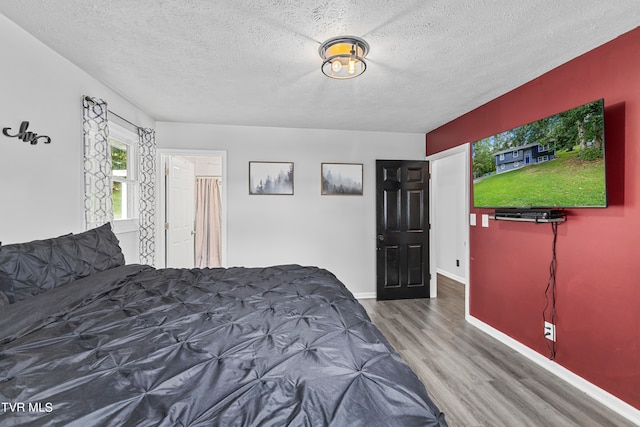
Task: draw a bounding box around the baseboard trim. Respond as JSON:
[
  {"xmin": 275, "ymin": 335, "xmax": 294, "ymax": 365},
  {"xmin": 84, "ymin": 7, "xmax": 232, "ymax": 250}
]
[
  {"xmin": 354, "ymin": 292, "xmax": 376, "ymax": 300},
  {"xmin": 436, "ymin": 268, "xmax": 467, "ymax": 285},
  {"xmin": 467, "ymin": 315, "xmax": 640, "ymax": 426}
]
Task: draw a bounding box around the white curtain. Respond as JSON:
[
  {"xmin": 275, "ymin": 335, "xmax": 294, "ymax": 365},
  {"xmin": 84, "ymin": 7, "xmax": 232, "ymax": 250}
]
[
  {"xmin": 82, "ymin": 96, "xmax": 112, "ymax": 230},
  {"xmin": 195, "ymin": 177, "xmax": 222, "ymax": 268}
]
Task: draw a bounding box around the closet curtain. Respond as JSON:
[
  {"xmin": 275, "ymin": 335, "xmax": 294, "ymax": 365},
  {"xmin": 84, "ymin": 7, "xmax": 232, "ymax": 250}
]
[
  {"xmin": 195, "ymin": 177, "xmax": 222, "ymax": 268},
  {"xmin": 82, "ymin": 96, "xmax": 113, "ymax": 230}
]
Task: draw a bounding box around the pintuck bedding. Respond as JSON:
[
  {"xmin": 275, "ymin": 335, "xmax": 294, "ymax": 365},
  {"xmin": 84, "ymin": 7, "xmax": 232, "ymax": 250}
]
[{"xmin": 0, "ymin": 225, "xmax": 447, "ymax": 426}]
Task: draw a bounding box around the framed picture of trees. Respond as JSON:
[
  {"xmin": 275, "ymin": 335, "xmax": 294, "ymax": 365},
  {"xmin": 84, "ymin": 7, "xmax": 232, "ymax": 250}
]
[
  {"xmin": 321, "ymin": 163, "xmax": 363, "ymax": 195},
  {"xmin": 249, "ymin": 162, "xmax": 294, "ymax": 195}
]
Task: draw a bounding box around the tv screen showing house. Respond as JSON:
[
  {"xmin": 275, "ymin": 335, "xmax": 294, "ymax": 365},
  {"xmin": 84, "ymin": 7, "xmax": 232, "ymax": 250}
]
[{"xmin": 471, "ymin": 99, "xmax": 607, "ymax": 209}]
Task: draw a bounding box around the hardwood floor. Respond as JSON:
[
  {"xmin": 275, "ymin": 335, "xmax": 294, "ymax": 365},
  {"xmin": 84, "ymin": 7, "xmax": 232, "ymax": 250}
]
[{"xmin": 360, "ymin": 275, "xmax": 636, "ymax": 427}]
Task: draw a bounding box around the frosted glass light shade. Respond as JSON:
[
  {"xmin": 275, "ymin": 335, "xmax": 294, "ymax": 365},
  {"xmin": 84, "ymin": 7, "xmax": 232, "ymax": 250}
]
[{"xmin": 319, "ymin": 36, "xmax": 369, "ymax": 79}]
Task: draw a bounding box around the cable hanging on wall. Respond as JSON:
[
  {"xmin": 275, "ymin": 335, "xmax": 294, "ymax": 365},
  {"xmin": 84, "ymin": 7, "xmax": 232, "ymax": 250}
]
[{"xmin": 542, "ymin": 221, "xmax": 559, "ymax": 360}]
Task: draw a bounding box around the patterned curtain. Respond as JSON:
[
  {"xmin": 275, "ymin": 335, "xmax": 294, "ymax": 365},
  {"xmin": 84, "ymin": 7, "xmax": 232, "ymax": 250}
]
[
  {"xmin": 82, "ymin": 96, "xmax": 112, "ymax": 230},
  {"xmin": 138, "ymin": 128, "xmax": 156, "ymax": 266}
]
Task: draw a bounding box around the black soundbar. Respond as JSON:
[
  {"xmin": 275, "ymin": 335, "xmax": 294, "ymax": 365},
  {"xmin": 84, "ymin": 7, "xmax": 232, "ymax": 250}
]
[{"xmin": 494, "ymin": 209, "xmax": 564, "ymax": 220}]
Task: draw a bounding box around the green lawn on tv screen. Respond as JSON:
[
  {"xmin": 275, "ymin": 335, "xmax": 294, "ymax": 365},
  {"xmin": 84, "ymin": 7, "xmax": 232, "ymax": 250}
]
[{"xmin": 473, "ymin": 150, "xmax": 606, "ymax": 208}]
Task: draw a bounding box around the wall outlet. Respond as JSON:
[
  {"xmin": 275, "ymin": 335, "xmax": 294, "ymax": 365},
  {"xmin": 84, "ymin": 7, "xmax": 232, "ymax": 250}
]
[{"xmin": 544, "ymin": 321, "xmax": 556, "ymax": 342}]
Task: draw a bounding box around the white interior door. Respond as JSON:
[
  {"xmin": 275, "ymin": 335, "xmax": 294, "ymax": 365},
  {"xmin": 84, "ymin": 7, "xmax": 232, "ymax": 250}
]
[{"xmin": 166, "ymin": 156, "xmax": 195, "ymax": 268}]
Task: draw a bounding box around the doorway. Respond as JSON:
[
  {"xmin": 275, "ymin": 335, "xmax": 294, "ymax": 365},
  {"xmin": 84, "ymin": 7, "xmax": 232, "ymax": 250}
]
[
  {"xmin": 427, "ymin": 145, "xmax": 470, "ymax": 314},
  {"xmin": 157, "ymin": 150, "xmax": 227, "ymax": 269},
  {"xmin": 375, "ymin": 160, "xmax": 430, "ymax": 300}
]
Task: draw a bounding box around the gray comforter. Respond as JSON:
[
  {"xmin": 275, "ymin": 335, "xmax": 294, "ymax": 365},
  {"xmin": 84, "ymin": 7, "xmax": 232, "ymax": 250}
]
[{"xmin": 0, "ymin": 264, "xmax": 447, "ymax": 426}]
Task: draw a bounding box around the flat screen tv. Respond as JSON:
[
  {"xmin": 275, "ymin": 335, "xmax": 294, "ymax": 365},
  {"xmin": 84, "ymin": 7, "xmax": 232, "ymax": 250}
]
[{"xmin": 471, "ymin": 98, "xmax": 606, "ymax": 209}]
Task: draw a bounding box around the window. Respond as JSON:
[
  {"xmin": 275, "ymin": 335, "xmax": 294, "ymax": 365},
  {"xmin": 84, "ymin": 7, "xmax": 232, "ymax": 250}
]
[
  {"xmin": 500, "ymin": 164, "xmax": 505, "ymax": 170},
  {"xmin": 514, "ymin": 161, "xmax": 520, "ymax": 167},
  {"xmin": 538, "ymin": 155, "xmax": 549, "ymax": 162},
  {"xmin": 512, "ymin": 150, "xmax": 519, "ymax": 158},
  {"xmin": 109, "ymin": 123, "xmax": 138, "ymax": 221},
  {"xmin": 499, "ymin": 153, "xmax": 505, "ymax": 161}
]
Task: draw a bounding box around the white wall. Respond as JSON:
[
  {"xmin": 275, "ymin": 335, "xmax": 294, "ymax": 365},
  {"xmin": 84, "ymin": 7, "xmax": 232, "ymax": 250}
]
[
  {"xmin": 431, "ymin": 150, "xmax": 468, "ymax": 283},
  {"xmin": 0, "ymin": 13, "xmax": 154, "ymax": 263},
  {"xmin": 194, "ymin": 156, "xmax": 223, "ymax": 176},
  {"xmin": 156, "ymin": 123, "xmax": 425, "ymax": 297}
]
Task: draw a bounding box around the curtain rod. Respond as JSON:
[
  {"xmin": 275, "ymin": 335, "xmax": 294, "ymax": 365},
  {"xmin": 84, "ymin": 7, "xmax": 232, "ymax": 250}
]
[
  {"xmin": 83, "ymin": 95, "xmax": 142, "ymax": 130},
  {"xmin": 109, "ymin": 110, "xmax": 142, "ymax": 131}
]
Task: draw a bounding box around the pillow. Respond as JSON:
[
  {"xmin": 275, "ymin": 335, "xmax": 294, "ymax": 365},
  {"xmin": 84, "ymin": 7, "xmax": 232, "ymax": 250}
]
[{"xmin": 0, "ymin": 223, "xmax": 125, "ymax": 303}]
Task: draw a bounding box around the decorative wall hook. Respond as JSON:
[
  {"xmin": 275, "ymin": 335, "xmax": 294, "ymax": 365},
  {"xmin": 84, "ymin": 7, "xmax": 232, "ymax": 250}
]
[{"xmin": 2, "ymin": 121, "xmax": 51, "ymax": 145}]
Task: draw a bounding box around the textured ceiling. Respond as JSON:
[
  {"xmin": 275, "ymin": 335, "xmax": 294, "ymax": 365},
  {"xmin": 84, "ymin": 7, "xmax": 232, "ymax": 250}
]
[{"xmin": 1, "ymin": 1, "xmax": 639, "ymax": 133}]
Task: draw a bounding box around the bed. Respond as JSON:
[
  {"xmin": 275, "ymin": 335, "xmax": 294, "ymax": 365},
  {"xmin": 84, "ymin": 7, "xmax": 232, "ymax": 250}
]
[{"xmin": 0, "ymin": 224, "xmax": 447, "ymax": 426}]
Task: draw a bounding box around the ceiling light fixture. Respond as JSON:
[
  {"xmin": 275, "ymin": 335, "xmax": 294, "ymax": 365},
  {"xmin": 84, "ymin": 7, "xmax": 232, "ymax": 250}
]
[{"xmin": 319, "ymin": 36, "xmax": 369, "ymax": 79}]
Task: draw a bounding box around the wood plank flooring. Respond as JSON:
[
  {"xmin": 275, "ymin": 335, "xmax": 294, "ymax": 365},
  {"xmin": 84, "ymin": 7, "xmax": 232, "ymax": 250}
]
[{"xmin": 360, "ymin": 275, "xmax": 637, "ymax": 427}]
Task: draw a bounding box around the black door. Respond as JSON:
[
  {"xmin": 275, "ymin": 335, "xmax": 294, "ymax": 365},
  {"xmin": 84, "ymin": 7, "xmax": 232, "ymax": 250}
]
[{"xmin": 376, "ymin": 160, "xmax": 430, "ymax": 300}]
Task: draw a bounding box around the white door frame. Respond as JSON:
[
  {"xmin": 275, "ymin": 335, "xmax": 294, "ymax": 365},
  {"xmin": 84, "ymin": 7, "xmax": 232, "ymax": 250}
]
[
  {"xmin": 156, "ymin": 149, "xmax": 228, "ymax": 268},
  {"xmin": 426, "ymin": 144, "xmax": 470, "ymax": 316}
]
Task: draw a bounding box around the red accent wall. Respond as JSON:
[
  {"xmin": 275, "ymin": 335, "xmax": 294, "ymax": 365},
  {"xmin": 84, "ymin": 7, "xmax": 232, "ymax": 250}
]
[{"xmin": 426, "ymin": 28, "xmax": 640, "ymax": 409}]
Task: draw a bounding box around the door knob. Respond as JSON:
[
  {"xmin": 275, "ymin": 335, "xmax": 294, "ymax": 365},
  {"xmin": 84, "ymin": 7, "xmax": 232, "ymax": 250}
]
[{"xmin": 377, "ymin": 235, "xmax": 384, "ymax": 241}]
